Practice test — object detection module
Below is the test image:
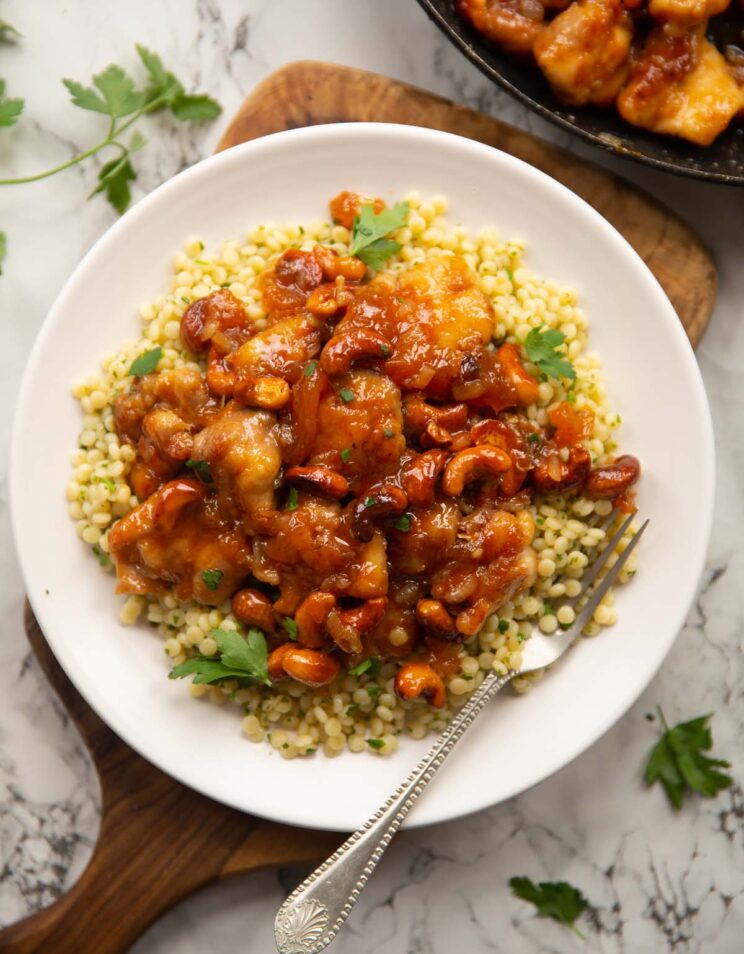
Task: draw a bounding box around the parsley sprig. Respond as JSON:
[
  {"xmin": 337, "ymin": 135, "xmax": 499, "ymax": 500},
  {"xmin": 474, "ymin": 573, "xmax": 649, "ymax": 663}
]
[
  {"xmin": 523, "ymin": 327, "xmax": 576, "ymax": 381},
  {"xmin": 169, "ymin": 627, "xmax": 270, "ymax": 686},
  {"xmin": 0, "ymin": 231, "xmax": 6, "ymax": 274},
  {"xmin": 644, "ymin": 708, "xmax": 733, "ymax": 809},
  {"xmin": 350, "ymin": 201, "xmax": 409, "ymax": 271},
  {"xmin": 0, "ymin": 45, "xmax": 221, "ymax": 213},
  {"xmin": 510, "ymin": 877, "xmax": 589, "ymax": 938}
]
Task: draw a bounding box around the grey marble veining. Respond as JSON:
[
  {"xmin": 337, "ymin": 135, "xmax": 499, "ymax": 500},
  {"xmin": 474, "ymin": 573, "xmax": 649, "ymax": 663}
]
[{"xmin": 1, "ymin": 1, "xmax": 743, "ymax": 951}]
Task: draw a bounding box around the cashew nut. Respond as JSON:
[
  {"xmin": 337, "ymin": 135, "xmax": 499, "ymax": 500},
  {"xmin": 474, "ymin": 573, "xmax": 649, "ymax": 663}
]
[
  {"xmin": 352, "ymin": 483, "xmax": 408, "ymax": 541},
  {"xmin": 394, "ymin": 663, "xmax": 446, "ymax": 708},
  {"xmin": 325, "ymin": 597, "xmax": 388, "ymax": 654},
  {"xmin": 584, "ymin": 454, "xmax": 641, "ymax": 499},
  {"xmin": 415, "ymin": 599, "xmax": 458, "ymax": 640},
  {"xmin": 442, "ymin": 445, "xmax": 512, "ymax": 495},
  {"xmin": 400, "ymin": 450, "xmax": 448, "ymax": 507},
  {"xmin": 496, "ymin": 342, "xmax": 540, "ymax": 406},
  {"xmin": 313, "ymin": 244, "xmax": 367, "ymax": 282},
  {"xmin": 295, "ymin": 591, "xmax": 337, "ymax": 648},
  {"xmin": 320, "ymin": 328, "xmax": 393, "ymax": 376},
  {"xmin": 403, "ymin": 394, "xmax": 469, "ymax": 436},
  {"xmin": 234, "ymin": 374, "xmax": 290, "ymax": 409},
  {"xmin": 284, "ymin": 465, "xmax": 350, "ymax": 500},
  {"xmin": 268, "ymin": 644, "xmax": 340, "ymax": 688},
  {"xmin": 231, "ymin": 588, "xmax": 276, "ymax": 632}
]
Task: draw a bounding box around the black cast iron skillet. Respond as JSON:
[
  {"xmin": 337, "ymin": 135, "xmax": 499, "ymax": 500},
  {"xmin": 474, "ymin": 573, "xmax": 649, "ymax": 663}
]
[{"xmin": 417, "ymin": 0, "xmax": 744, "ymax": 184}]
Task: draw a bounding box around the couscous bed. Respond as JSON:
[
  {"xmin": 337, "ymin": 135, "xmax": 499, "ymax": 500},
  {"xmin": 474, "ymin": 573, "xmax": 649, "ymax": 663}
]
[{"xmin": 67, "ymin": 191, "xmax": 639, "ymax": 759}]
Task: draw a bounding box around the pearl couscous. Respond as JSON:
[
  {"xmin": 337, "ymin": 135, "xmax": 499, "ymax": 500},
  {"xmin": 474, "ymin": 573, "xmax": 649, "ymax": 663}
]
[{"xmin": 69, "ymin": 193, "xmax": 638, "ymax": 759}]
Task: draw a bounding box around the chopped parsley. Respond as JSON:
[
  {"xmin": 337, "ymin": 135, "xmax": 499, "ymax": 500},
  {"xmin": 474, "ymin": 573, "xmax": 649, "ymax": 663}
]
[
  {"xmin": 523, "ymin": 327, "xmax": 576, "ymax": 381},
  {"xmin": 304, "ymin": 361, "xmax": 317, "ymax": 378},
  {"xmin": 366, "ymin": 738, "xmax": 385, "ymax": 750},
  {"xmin": 185, "ymin": 458, "xmax": 212, "ymax": 482},
  {"xmin": 201, "ymin": 568, "xmax": 223, "ymax": 591},
  {"xmin": 346, "ymin": 703, "xmax": 360, "ymax": 716},
  {"xmin": 286, "ymin": 487, "xmax": 299, "ymax": 511},
  {"xmin": 283, "ymin": 618, "xmax": 299, "ymax": 640},
  {"xmin": 339, "ymin": 387, "xmax": 355, "ymax": 403},
  {"xmin": 129, "ymin": 346, "xmax": 162, "ymax": 377},
  {"xmin": 93, "ymin": 475, "xmax": 116, "ymax": 492},
  {"xmin": 364, "ymin": 496, "xmax": 377, "ymax": 508},
  {"xmin": 91, "ymin": 545, "xmax": 111, "ymax": 568},
  {"xmin": 383, "ymin": 427, "xmax": 394, "ymax": 438},
  {"xmin": 340, "ymin": 447, "xmax": 352, "ymax": 463},
  {"xmin": 394, "ymin": 514, "xmax": 412, "ymax": 532},
  {"xmin": 349, "ymin": 657, "xmax": 380, "ymax": 678},
  {"xmin": 498, "ymin": 619, "xmax": 509, "ymax": 634},
  {"xmin": 366, "ymin": 684, "xmax": 381, "ymax": 699},
  {"xmin": 380, "ymin": 343, "xmax": 391, "ymax": 357}
]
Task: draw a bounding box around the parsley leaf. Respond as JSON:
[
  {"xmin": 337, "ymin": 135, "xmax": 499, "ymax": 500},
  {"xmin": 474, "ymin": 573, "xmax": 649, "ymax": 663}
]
[
  {"xmin": 340, "ymin": 447, "xmax": 352, "ymax": 463},
  {"xmin": 498, "ymin": 619, "xmax": 509, "ymax": 633},
  {"xmin": 523, "ymin": 327, "xmax": 576, "ymax": 381},
  {"xmin": 136, "ymin": 44, "xmax": 182, "ymax": 105},
  {"xmin": 366, "ymin": 738, "xmax": 385, "ymax": 750},
  {"xmin": 283, "ymin": 618, "xmax": 298, "ymax": 640},
  {"xmin": 0, "ymin": 79, "xmax": 24, "ymax": 127},
  {"xmin": 0, "ymin": 231, "xmax": 6, "ymax": 274},
  {"xmin": 394, "ymin": 514, "xmax": 411, "ymax": 532},
  {"xmin": 510, "ymin": 877, "xmax": 588, "ymax": 938},
  {"xmin": 170, "ymin": 93, "xmax": 222, "ymax": 121},
  {"xmin": 64, "ymin": 65, "xmax": 146, "ymax": 118},
  {"xmin": 185, "ymin": 459, "xmax": 212, "ymax": 482},
  {"xmin": 304, "ymin": 361, "xmax": 317, "ymax": 378},
  {"xmin": 129, "ymin": 346, "xmax": 162, "ymax": 377},
  {"xmin": 91, "ymin": 154, "xmax": 136, "ymax": 214},
  {"xmin": 201, "ymin": 568, "xmax": 223, "ymax": 591},
  {"xmin": 644, "ymin": 708, "xmax": 733, "ymax": 810},
  {"xmin": 169, "ymin": 627, "xmax": 270, "ymax": 686},
  {"xmin": 339, "ymin": 387, "xmax": 355, "ymax": 403},
  {"xmin": 91, "ymin": 544, "xmax": 111, "ymax": 568},
  {"xmin": 287, "ymin": 487, "xmax": 299, "ymax": 511},
  {"xmin": 351, "ymin": 201, "xmax": 409, "ymax": 271}
]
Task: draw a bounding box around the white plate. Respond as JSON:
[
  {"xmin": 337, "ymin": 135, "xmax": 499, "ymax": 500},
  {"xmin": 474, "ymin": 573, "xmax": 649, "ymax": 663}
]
[{"xmin": 10, "ymin": 124, "xmax": 714, "ymax": 831}]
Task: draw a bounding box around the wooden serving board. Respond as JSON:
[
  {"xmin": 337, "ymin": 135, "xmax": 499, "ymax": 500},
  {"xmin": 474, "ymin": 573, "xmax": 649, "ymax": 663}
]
[{"xmin": 0, "ymin": 61, "xmax": 715, "ymax": 954}]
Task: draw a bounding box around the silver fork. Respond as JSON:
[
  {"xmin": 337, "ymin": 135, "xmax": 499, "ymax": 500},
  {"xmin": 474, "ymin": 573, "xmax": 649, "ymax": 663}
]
[{"xmin": 274, "ymin": 512, "xmax": 648, "ymax": 954}]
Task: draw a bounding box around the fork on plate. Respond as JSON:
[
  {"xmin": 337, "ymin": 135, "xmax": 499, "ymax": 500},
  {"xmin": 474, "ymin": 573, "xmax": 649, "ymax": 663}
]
[{"xmin": 274, "ymin": 511, "xmax": 648, "ymax": 954}]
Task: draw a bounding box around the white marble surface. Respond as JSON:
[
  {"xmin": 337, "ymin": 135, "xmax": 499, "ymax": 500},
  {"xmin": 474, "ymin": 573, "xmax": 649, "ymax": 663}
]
[{"xmin": 1, "ymin": 1, "xmax": 743, "ymax": 951}]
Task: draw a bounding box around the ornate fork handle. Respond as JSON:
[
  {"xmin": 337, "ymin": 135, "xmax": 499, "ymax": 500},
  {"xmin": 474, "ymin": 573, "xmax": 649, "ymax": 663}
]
[{"xmin": 274, "ymin": 669, "xmax": 513, "ymax": 954}]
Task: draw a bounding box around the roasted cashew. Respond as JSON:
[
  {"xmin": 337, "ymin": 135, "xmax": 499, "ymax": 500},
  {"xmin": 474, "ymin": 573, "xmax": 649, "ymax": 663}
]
[
  {"xmin": 295, "ymin": 591, "xmax": 337, "ymax": 648},
  {"xmin": 400, "ymin": 450, "xmax": 448, "ymax": 507},
  {"xmin": 313, "ymin": 244, "xmax": 367, "ymax": 282},
  {"xmin": 231, "ymin": 588, "xmax": 276, "ymax": 632},
  {"xmin": 320, "ymin": 328, "xmax": 393, "ymax": 376},
  {"xmin": 584, "ymin": 454, "xmax": 641, "ymax": 499},
  {"xmin": 352, "ymin": 483, "xmax": 408, "ymax": 541},
  {"xmin": 496, "ymin": 342, "xmax": 540, "ymax": 406},
  {"xmin": 403, "ymin": 393, "xmax": 469, "ymax": 435},
  {"xmin": 284, "ymin": 465, "xmax": 350, "ymax": 500},
  {"xmin": 268, "ymin": 644, "xmax": 340, "ymax": 687},
  {"xmin": 415, "ymin": 599, "xmax": 458, "ymax": 640},
  {"xmin": 233, "ymin": 374, "xmax": 290, "ymax": 409},
  {"xmin": 325, "ymin": 597, "xmax": 388, "ymax": 654},
  {"xmin": 442, "ymin": 445, "xmax": 512, "ymax": 495},
  {"xmin": 394, "ymin": 663, "xmax": 446, "ymax": 709}
]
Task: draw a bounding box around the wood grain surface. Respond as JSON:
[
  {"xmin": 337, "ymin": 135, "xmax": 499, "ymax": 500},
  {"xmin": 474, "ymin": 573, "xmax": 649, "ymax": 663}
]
[
  {"xmin": 217, "ymin": 61, "xmax": 716, "ymax": 346},
  {"xmin": 0, "ymin": 60, "xmax": 716, "ymax": 954}
]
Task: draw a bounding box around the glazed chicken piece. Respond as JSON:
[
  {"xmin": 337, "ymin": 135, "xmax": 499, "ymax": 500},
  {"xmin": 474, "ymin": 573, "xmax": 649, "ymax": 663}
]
[
  {"xmin": 309, "ymin": 368, "xmax": 406, "ymax": 483},
  {"xmin": 534, "ymin": 0, "xmax": 634, "ymax": 107},
  {"xmin": 384, "ymin": 256, "xmax": 496, "ymax": 398},
  {"xmin": 388, "ymin": 499, "xmax": 461, "ymax": 577},
  {"xmin": 181, "ymin": 289, "xmax": 255, "ymax": 356},
  {"xmin": 255, "ymin": 498, "xmax": 389, "ymax": 613},
  {"xmin": 108, "ymin": 479, "xmax": 251, "ymax": 604},
  {"xmin": 648, "ymin": 0, "xmax": 730, "ymax": 28},
  {"xmin": 191, "ymin": 405, "xmax": 282, "ymax": 530},
  {"xmin": 617, "ymin": 27, "xmax": 744, "ymax": 146},
  {"xmin": 458, "ymin": 0, "xmax": 549, "ymax": 56},
  {"xmin": 128, "ymin": 408, "xmax": 195, "ymax": 500},
  {"xmin": 114, "ymin": 368, "xmax": 218, "ymax": 445}
]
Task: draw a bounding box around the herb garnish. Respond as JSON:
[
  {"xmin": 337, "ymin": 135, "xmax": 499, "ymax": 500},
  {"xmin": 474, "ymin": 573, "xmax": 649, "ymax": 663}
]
[
  {"xmin": 366, "ymin": 738, "xmax": 385, "ymax": 750},
  {"xmin": 364, "ymin": 496, "xmax": 377, "ymax": 508},
  {"xmin": 523, "ymin": 327, "xmax": 576, "ymax": 381},
  {"xmin": 286, "ymin": 487, "xmax": 299, "ymax": 511},
  {"xmin": 201, "ymin": 568, "xmax": 223, "ymax": 591},
  {"xmin": 394, "ymin": 514, "xmax": 412, "ymax": 532},
  {"xmin": 339, "ymin": 387, "xmax": 355, "ymax": 403},
  {"xmin": 283, "ymin": 618, "xmax": 299, "ymax": 640},
  {"xmin": 0, "ymin": 45, "xmax": 220, "ymax": 214},
  {"xmin": 498, "ymin": 619, "xmax": 509, "ymax": 634},
  {"xmin": 366, "ymin": 684, "xmax": 381, "ymax": 699},
  {"xmin": 340, "ymin": 447, "xmax": 352, "ymax": 463},
  {"xmin": 350, "ymin": 201, "xmax": 409, "ymax": 271},
  {"xmin": 644, "ymin": 708, "xmax": 733, "ymax": 809},
  {"xmin": 129, "ymin": 346, "xmax": 162, "ymax": 377},
  {"xmin": 383, "ymin": 427, "xmax": 394, "ymax": 438},
  {"xmin": 509, "ymin": 877, "xmax": 588, "ymax": 938},
  {"xmin": 169, "ymin": 627, "xmax": 270, "ymax": 686},
  {"xmin": 91, "ymin": 545, "xmax": 111, "ymax": 568},
  {"xmin": 349, "ymin": 657, "xmax": 380, "ymax": 678},
  {"xmin": 346, "ymin": 703, "xmax": 360, "ymax": 716},
  {"xmin": 185, "ymin": 458, "xmax": 212, "ymax": 482},
  {"xmin": 304, "ymin": 361, "xmax": 317, "ymax": 378}
]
